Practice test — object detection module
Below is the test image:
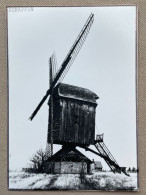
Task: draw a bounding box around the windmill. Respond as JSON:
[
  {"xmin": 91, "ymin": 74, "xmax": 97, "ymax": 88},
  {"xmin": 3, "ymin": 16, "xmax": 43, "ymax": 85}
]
[{"xmin": 29, "ymin": 13, "xmax": 129, "ymax": 176}]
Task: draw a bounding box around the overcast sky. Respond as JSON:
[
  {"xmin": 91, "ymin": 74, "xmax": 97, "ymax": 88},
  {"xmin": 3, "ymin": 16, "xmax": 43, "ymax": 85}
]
[{"xmin": 8, "ymin": 6, "xmax": 137, "ymax": 171}]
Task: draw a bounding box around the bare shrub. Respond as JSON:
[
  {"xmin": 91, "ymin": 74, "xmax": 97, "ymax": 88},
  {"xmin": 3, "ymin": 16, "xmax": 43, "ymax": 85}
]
[{"xmin": 26, "ymin": 149, "xmax": 48, "ymax": 173}]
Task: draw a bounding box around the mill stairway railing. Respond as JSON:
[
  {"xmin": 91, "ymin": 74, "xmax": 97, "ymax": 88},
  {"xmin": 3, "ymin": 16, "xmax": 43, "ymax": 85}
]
[
  {"xmin": 95, "ymin": 134, "xmax": 121, "ymax": 173},
  {"xmin": 80, "ymin": 134, "xmax": 129, "ymax": 176}
]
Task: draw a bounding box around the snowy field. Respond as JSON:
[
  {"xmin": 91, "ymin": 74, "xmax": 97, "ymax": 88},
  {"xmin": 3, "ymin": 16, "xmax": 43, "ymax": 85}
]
[{"xmin": 9, "ymin": 171, "xmax": 138, "ymax": 191}]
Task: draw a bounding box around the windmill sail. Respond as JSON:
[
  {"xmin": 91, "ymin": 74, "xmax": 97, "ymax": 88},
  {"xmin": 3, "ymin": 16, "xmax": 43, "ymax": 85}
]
[
  {"xmin": 29, "ymin": 13, "xmax": 94, "ymax": 120},
  {"xmin": 51, "ymin": 53, "xmax": 58, "ymax": 81},
  {"xmin": 46, "ymin": 55, "xmax": 54, "ymax": 158},
  {"xmin": 46, "ymin": 53, "xmax": 59, "ymax": 157}
]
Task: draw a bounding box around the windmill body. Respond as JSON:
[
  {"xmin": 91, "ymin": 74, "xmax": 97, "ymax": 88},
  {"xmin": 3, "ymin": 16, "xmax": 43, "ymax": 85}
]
[{"xmin": 48, "ymin": 83, "xmax": 98, "ymax": 147}]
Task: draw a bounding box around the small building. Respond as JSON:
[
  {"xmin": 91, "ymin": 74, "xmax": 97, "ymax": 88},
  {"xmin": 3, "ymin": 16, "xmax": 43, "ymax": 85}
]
[
  {"xmin": 45, "ymin": 146, "xmax": 92, "ymax": 174},
  {"xmin": 90, "ymin": 160, "xmax": 103, "ymax": 172},
  {"xmin": 94, "ymin": 161, "xmax": 103, "ymax": 171},
  {"xmin": 48, "ymin": 83, "xmax": 99, "ymax": 146}
]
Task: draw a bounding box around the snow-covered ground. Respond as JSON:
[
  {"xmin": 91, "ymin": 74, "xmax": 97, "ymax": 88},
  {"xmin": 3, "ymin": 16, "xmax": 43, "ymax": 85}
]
[{"xmin": 9, "ymin": 171, "xmax": 138, "ymax": 190}]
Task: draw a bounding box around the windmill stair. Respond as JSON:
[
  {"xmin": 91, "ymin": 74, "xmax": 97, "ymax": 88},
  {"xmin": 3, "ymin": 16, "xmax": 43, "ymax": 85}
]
[
  {"xmin": 94, "ymin": 134, "xmax": 129, "ymax": 176},
  {"xmin": 80, "ymin": 134, "xmax": 129, "ymax": 176}
]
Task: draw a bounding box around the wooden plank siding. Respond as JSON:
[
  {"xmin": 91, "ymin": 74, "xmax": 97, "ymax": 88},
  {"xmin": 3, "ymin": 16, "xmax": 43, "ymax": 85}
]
[
  {"xmin": 52, "ymin": 98, "xmax": 96, "ymax": 146},
  {"xmin": 49, "ymin": 83, "xmax": 98, "ymax": 146}
]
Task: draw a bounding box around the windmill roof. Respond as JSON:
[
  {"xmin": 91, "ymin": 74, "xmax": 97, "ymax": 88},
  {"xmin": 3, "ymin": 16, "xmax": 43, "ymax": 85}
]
[{"xmin": 53, "ymin": 83, "xmax": 99, "ymax": 104}]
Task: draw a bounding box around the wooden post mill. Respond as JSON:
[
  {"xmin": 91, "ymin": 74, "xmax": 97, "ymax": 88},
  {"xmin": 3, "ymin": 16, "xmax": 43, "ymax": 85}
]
[{"xmin": 29, "ymin": 13, "xmax": 129, "ymax": 176}]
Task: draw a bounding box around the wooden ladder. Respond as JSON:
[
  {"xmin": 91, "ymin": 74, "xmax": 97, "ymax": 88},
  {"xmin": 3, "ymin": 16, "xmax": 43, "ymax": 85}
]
[
  {"xmin": 95, "ymin": 141, "xmax": 121, "ymax": 173},
  {"xmin": 80, "ymin": 134, "xmax": 129, "ymax": 176}
]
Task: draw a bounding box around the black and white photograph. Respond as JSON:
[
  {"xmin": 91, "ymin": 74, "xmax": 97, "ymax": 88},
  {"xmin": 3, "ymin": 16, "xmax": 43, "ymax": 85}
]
[{"xmin": 7, "ymin": 6, "xmax": 138, "ymax": 191}]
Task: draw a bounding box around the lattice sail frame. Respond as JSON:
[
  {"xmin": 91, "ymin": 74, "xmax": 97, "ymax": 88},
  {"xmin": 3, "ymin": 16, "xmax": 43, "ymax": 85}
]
[{"xmin": 29, "ymin": 13, "xmax": 94, "ymax": 121}]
